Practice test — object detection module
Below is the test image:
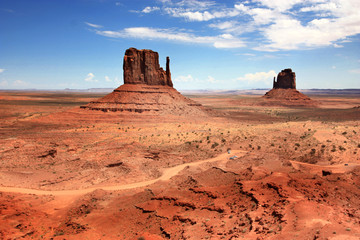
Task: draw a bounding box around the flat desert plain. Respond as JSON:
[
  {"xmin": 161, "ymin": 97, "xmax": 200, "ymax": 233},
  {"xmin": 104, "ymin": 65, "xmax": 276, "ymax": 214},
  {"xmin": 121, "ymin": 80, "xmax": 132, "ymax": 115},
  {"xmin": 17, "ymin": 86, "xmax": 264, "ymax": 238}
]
[{"xmin": 0, "ymin": 90, "xmax": 360, "ymax": 240}]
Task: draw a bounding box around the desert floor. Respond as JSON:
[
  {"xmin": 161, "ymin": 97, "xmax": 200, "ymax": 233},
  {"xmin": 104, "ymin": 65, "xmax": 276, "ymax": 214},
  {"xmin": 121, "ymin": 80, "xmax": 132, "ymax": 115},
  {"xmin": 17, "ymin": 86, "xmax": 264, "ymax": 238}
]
[{"xmin": 0, "ymin": 90, "xmax": 359, "ymax": 240}]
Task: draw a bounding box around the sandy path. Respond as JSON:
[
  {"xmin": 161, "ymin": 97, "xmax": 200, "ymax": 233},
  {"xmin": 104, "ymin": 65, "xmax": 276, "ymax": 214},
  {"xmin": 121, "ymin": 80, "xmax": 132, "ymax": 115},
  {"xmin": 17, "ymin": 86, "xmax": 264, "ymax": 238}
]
[{"xmin": 0, "ymin": 150, "xmax": 246, "ymax": 196}]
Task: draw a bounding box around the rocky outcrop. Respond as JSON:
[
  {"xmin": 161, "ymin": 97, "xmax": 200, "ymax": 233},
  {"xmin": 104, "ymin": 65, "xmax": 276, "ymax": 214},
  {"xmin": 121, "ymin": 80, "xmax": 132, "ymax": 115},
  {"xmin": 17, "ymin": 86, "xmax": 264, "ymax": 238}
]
[
  {"xmin": 123, "ymin": 48, "xmax": 173, "ymax": 87},
  {"xmin": 80, "ymin": 48, "xmax": 211, "ymax": 116},
  {"xmin": 264, "ymin": 68, "xmax": 316, "ymax": 106},
  {"xmin": 273, "ymin": 68, "xmax": 296, "ymax": 89}
]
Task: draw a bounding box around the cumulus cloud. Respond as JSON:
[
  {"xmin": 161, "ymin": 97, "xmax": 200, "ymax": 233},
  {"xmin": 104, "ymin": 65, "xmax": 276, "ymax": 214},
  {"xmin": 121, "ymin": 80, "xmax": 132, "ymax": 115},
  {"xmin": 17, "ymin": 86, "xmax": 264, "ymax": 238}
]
[
  {"xmin": 85, "ymin": 73, "xmax": 97, "ymax": 82},
  {"xmin": 142, "ymin": 6, "xmax": 160, "ymax": 13},
  {"xmin": 237, "ymin": 70, "xmax": 277, "ymax": 83},
  {"xmin": 207, "ymin": 76, "xmax": 219, "ymax": 83},
  {"xmin": 164, "ymin": 5, "xmax": 240, "ymax": 22},
  {"xmin": 85, "ymin": 22, "xmax": 103, "ymax": 28},
  {"xmin": 349, "ymin": 69, "xmax": 360, "ymax": 74},
  {"xmin": 0, "ymin": 80, "xmax": 8, "ymax": 87},
  {"xmin": 242, "ymin": 0, "xmax": 360, "ymax": 51},
  {"xmin": 94, "ymin": 0, "xmax": 360, "ymax": 52},
  {"xmin": 96, "ymin": 27, "xmax": 245, "ymax": 48},
  {"xmin": 174, "ymin": 74, "xmax": 195, "ymax": 83},
  {"xmin": 12, "ymin": 80, "xmax": 29, "ymax": 87},
  {"xmin": 0, "ymin": 69, "xmax": 5, "ymax": 73},
  {"xmin": 105, "ymin": 76, "xmax": 111, "ymax": 82}
]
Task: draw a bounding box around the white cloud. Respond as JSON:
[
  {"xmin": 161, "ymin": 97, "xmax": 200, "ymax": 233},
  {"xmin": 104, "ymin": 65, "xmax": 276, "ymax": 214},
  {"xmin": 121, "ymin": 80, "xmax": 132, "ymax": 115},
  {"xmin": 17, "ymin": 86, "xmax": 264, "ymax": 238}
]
[
  {"xmin": 12, "ymin": 80, "xmax": 29, "ymax": 87},
  {"xmin": 168, "ymin": 10, "xmax": 216, "ymax": 21},
  {"xmin": 349, "ymin": 69, "xmax": 360, "ymax": 74},
  {"xmin": 0, "ymin": 69, "xmax": 5, "ymax": 73},
  {"xmin": 85, "ymin": 22, "xmax": 103, "ymax": 29},
  {"xmin": 209, "ymin": 21, "xmax": 236, "ymax": 30},
  {"xmin": 164, "ymin": 6, "xmax": 240, "ymax": 22},
  {"xmin": 0, "ymin": 80, "xmax": 8, "ymax": 87},
  {"xmin": 96, "ymin": 27, "xmax": 245, "ymax": 48},
  {"xmin": 105, "ymin": 76, "xmax": 111, "ymax": 82},
  {"xmin": 175, "ymin": 0, "xmax": 216, "ymax": 10},
  {"xmin": 85, "ymin": 73, "xmax": 97, "ymax": 82},
  {"xmin": 174, "ymin": 74, "xmax": 194, "ymax": 83},
  {"xmin": 142, "ymin": 6, "xmax": 160, "ymax": 13},
  {"xmin": 237, "ymin": 70, "xmax": 277, "ymax": 83},
  {"xmin": 94, "ymin": 0, "xmax": 360, "ymax": 52},
  {"xmin": 207, "ymin": 76, "xmax": 219, "ymax": 83},
  {"xmin": 253, "ymin": 0, "xmax": 305, "ymax": 12},
  {"xmin": 251, "ymin": 0, "xmax": 360, "ymax": 51}
]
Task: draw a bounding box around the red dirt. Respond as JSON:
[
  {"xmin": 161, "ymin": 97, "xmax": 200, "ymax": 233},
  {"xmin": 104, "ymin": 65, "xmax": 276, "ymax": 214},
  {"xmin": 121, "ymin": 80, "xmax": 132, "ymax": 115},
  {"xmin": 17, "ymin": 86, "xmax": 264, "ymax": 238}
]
[{"xmin": 0, "ymin": 91, "xmax": 359, "ymax": 239}]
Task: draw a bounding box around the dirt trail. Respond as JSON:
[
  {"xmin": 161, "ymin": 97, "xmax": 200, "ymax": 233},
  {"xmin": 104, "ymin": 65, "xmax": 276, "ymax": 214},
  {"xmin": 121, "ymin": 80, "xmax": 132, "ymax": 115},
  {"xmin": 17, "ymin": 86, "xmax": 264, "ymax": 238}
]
[
  {"xmin": 0, "ymin": 150, "xmax": 246, "ymax": 196},
  {"xmin": 290, "ymin": 160, "xmax": 360, "ymax": 174}
]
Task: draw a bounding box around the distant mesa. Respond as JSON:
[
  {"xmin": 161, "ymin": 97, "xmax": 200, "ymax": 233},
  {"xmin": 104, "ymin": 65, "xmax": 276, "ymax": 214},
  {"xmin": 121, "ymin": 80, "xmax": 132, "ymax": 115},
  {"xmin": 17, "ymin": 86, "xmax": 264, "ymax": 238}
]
[
  {"xmin": 263, "ymin": 68, "xmax": 316, "ymax": 106},
  {"xmin": 81, "ymin": 48, "xmax": 209, "ymax": 116}
]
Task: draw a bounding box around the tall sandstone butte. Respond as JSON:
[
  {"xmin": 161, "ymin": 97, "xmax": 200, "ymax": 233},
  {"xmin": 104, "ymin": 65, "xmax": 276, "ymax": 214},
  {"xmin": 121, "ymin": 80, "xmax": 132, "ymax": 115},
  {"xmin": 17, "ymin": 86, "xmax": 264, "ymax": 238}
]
[
  {"xmin": 123, "ymin": 48, "xmax": 173, "ymax": 87},
  {"xmin": 264, "ymin": 68, "xmax": 315, "ymax": 106},
  {"xmin": 273, "ymin": 68, "xmax": 296, "ymax": 89},
  {"xmin": 80, "ymin": 47, "xmax": 210, "ymax": 116}
]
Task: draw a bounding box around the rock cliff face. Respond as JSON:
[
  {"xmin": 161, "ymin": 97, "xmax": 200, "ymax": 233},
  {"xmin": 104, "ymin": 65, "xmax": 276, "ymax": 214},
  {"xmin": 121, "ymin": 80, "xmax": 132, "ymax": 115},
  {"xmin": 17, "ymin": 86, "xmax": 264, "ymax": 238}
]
[
  {"xmin": 123, "ymin": 48, "xmax": 173, "ymax": 87},
  {"xmin": 273, "ymin": 68, "xmax": 296, "ymax": 89}
]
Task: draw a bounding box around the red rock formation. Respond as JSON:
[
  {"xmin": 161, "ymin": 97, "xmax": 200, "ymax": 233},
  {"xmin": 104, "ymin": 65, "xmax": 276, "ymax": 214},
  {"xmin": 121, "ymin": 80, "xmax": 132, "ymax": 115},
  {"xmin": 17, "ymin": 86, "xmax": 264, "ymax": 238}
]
[
  {"xmin": 123, "ymin": 48, "xmax": 173, "ymax": 87},
  {"xmin": 81, "ymin": 48, "xmax": 210, "ymax": 115},
  {"xmin": 264, "ymin": 69, "xmax": 316, "ymax": 106},
  {"xmin": 273, "ymin": 68, "xmax": 296, "ymax": 89}
]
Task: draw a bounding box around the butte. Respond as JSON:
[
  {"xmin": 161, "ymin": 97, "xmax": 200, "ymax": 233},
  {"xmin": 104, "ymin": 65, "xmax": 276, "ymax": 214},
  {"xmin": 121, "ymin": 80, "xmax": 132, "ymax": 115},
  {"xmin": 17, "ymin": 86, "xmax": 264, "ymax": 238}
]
[
  {"xmin": 81, "ymin": 48, "xmax": 210, "ymax": 116},
  {"xmin": 263, "ymin": 68, "xmax": 316, "ymax": 106}
]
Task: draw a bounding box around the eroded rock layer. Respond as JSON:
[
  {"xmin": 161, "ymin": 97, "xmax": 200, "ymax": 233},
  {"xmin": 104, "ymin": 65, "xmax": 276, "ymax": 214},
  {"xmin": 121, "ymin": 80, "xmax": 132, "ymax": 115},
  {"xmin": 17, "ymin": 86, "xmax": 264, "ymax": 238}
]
[{"xmin": 81, "ymin": 84, "xmax": 207, "ymax": 115}]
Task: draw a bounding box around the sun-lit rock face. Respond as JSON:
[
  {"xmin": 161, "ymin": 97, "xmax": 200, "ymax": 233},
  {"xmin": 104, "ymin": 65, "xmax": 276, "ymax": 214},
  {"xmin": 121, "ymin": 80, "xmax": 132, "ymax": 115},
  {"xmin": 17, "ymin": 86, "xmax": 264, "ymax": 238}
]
[
  {"xmin": 123, "ymin": 48, "xmax": 173, "ymax": 87},
  {"xmin": 273, "ymin": 68, "xmax": 296, "ymax": 89}
]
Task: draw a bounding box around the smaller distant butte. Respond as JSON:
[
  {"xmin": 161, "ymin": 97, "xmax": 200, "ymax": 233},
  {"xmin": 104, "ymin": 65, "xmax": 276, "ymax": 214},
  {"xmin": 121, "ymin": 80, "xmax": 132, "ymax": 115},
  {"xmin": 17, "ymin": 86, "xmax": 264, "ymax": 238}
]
[
  {"xmin": 263, "ymin": 68, "xmax": 316, "ymax": 106},
  {"xmin": 81, "ymin": 48, "xmax": 210, "ymax": 116}
]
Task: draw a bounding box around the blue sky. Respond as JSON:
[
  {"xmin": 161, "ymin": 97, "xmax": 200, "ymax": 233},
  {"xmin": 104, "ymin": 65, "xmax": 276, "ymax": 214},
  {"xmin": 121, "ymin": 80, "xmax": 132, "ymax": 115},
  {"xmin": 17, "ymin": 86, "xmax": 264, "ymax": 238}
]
[{"xmin": 0, "ymin": 0, "xmax": 359, "ymax": 90}]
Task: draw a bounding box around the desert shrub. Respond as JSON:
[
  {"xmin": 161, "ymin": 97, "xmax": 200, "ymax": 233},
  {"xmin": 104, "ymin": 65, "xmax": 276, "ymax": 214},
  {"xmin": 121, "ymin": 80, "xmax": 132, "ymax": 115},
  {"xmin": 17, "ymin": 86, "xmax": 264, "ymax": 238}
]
[
  {"xmin": 310, "ymin": 149, "xmax": 316, "ymax": 155},
  {"xmin": 211, "ymin": 142, "xmax": 219, "ymax": 148},
  {"xmin": 295, "ymin": 143, "xmax": 300, "ymax": 147}
]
